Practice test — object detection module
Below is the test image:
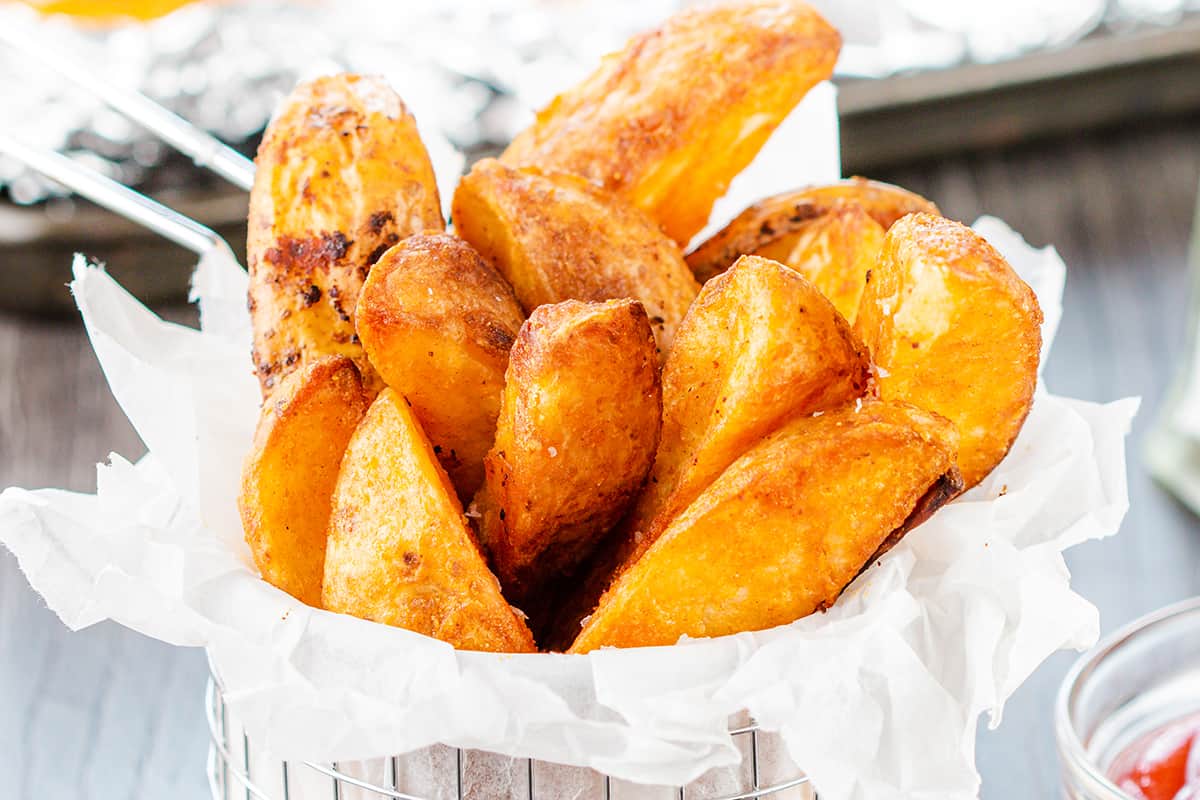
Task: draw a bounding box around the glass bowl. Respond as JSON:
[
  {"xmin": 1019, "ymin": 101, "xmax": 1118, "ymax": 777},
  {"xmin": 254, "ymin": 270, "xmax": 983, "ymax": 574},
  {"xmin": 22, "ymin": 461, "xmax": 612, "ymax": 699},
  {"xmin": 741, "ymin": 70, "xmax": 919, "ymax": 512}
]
[{"xmin": 1056, "ymin": 596, "xmax": 1200, "ymax": 799}]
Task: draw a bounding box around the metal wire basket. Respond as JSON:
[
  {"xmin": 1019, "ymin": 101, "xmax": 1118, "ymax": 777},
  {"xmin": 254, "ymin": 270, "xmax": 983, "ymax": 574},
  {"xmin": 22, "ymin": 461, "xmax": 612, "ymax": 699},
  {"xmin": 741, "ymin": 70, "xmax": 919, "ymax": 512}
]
[{"xmin": 205, "ymin": 671, "xmax": 816, "ymax": 800}]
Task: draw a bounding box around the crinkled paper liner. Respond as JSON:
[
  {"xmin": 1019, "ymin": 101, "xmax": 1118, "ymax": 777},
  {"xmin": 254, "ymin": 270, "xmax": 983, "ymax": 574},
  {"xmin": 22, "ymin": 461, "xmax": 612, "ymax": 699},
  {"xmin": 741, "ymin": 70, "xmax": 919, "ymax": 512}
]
[{"xmin": 0, "ymin": 86, "xmax": 1135, "ymax": 799}]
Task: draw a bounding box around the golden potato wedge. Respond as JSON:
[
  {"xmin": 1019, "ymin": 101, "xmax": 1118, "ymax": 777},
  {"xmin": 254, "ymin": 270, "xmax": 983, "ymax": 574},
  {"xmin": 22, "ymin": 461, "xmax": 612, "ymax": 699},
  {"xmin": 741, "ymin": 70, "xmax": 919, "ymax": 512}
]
[
  {"xmin": 323, "ymin": 389, "xmax": 535, "ymax": 653},
  {"xmin": 501, "ymin": 0, "xmax": 840, "ymax": 246},
  {"xmin": 452, "ymin": 159, "xmax": 699, "ymax": 357},
  {"xmin": 854, "ymin": 213, "xmax": 1043, "ymax": 488},
  {"xmin": 752, "ymin": 204, "xmax": 885, "ymax": 325},
  {"xmin": 474, "ymin": 299, "xmax": 661, "ymax": 606},
  {"xmin": 355, "ymin": 233, "xmax": 525, "ymax": 501},
  {"xmin": 238, "ymin": 356, "xmax": 367, "ymax": 608},
  {"xmin": 248, "ymin": 73, "xmax": 445, "ymax": 399},
  {"xmin": 569, "ymin": 399, "xmax": 958, "ymax": 652},
  {"xmin": 540, "ymin": 255, "xmax": 871, "ymax": 648},
  {"xmin": 621, "ymin": 254, "xmax": 871, "ymax": 557},
  {"xmin": 687, "ymin": 178, "xmax": 939, "ymax": 283}
]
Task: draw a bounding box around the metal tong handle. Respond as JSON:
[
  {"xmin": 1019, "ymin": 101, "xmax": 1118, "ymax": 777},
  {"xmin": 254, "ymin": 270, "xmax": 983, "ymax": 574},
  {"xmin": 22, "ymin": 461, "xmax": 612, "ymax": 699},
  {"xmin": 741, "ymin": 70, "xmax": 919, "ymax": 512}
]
[
  {"xmin": 0, "ymin": 22, "xmax": 256, "ymax": 191},
  {"xmin": 0, "ymin": 131, "xmax": 223, "ymax": 255}
]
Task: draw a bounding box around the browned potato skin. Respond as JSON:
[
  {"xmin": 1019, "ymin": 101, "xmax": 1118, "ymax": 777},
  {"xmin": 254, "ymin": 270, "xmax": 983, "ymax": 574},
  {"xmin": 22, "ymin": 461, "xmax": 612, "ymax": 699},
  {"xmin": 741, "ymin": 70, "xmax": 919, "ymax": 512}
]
[
  {"xmin": 854, "ymin": 213, "xmax": 1043, "ymax": 488},
  {"xmin": 474, "ymin": 299, "xmax": 662, "ymax": 606},
  {"xmin": 452, "ymin": 159, "xmax": 699, "ymax": 357},
  {"xmin": 621, "ymin": 254, "xmax": 871, "ymax": 560},
  {"xmin": 323, "ymin": 389, "xmax": 535, "ymax": 653},
  {"xmin": 569, "ymin": 400, "xmax": 958, "ymax": 652},
  {"xmin": 861, "ymin": 466, "xmax": 963, "ymax": 572},
  {"xmin": 754, "ymin": 204, "xmax": 885, "ymax": 325},
  {"xmin": 686, "ymin": 178, "xmax": 939, "ymax": 283},
  {"xmin": 355, "ymin": 233, "xmax": 525, "ymax": 501},
  {"xmin": 239, "ymin": 356, "xmax": 367, "ymax": 608},
  {"xmin": 540, "ymin": 255, "xmax": 871, "ymax": 648},
  {"xmin": 500, "ymin": 0, "xmax": 841, "ymax": 246},
  {"xmin": 248, "ymin": 74, "xmax": 445, "ymax": 399}
]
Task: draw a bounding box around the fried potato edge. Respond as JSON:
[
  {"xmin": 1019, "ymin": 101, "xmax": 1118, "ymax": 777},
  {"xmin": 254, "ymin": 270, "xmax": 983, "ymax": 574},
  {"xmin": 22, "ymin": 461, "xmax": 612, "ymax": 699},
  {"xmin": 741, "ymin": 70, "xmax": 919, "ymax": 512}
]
[
  {"xmin": 323, "ymin": 388, "xmax": 536, "ymax": 653},
  {"xmin": 238, "ymin": 355, "xmax": 367, "ymax": 608}
]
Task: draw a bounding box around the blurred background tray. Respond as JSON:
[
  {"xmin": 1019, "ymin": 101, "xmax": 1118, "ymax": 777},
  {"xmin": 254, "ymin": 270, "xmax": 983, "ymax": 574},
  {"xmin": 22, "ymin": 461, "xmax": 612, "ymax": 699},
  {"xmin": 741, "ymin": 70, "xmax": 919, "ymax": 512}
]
[
  {"xmin": 2, "ymin": 0, "xmax": 1199, "ymax": 314},
  {"xmin": 840, "ymin": 15, "xmax": 1200, "ymax": 169}
]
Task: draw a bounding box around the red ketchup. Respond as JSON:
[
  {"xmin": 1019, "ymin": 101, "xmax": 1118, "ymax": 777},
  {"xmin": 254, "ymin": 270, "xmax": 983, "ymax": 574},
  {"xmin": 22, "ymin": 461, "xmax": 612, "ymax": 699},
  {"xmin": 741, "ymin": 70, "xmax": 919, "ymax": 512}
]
[{"xmin": 1107, "ymin": 713, "xmax": 1200, "ymax": 800}]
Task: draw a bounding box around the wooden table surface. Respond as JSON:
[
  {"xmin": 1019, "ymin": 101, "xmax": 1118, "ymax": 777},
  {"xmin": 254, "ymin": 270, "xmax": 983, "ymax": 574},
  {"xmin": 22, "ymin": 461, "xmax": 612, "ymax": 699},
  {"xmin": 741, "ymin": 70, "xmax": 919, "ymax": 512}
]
[{"xmin": 2, "ymin": 117, "xmax": 1199, "ymax": 799}]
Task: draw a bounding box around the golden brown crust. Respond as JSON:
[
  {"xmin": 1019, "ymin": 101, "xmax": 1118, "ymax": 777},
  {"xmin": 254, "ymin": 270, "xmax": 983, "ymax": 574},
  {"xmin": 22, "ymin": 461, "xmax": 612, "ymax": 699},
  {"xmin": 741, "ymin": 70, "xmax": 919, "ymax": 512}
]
[
  {"xmin": 861, "ymin": 466, "xmax": 964, "ymax": 572},
  {"xmin": 854, "ymin": 213, "xmax": 1043, "ymax": 488},
  {"xmin": 543, "ymin": 255, "xmax": 871, "ymax": 648},
  {"xmin": 248, "ymin": 74, "xmax": 445, "ymax": 399},
  {"xmin": 623, "ymin": 254, "xmax": 871, "ymax": 558},
  {"xmin": 686, "ymin": 178, "xmax": 939, "ymax": 283},
  {"xmin": 501, "ymin": 0, "xmax": 841, "ymax": 246},
  {"xmin": 238, "ymin": 356, "xmax": 367, "ymax": 608},
  {"xmin": 474, "ymin": 299, "xmax": 662, "ymax": 607},
  {"xmin": 355, "ymin": 233, "xmax": 525, "ymax": 500},
  {"xmin": 569, "ymin": 399, "xmax": 958, "ymax": 652},
  {"xmin": 322, "ymin": 389, "xmax": 536, "ymax": 653},
  {"xmin": 754, "ymin": 203, "xmax": 886, "ymax": 325},
  {"xmin": 451, "ymin": 159, "xmax": 699, "ymax": 358}
]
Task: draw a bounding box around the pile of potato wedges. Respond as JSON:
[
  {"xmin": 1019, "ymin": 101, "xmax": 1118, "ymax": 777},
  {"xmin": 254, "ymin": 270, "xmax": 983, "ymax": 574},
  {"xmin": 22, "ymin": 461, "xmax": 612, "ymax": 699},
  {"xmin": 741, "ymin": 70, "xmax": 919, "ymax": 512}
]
[{"xmin": 238, "ymin": 0, "xmax": 1043, "ymax": 654}]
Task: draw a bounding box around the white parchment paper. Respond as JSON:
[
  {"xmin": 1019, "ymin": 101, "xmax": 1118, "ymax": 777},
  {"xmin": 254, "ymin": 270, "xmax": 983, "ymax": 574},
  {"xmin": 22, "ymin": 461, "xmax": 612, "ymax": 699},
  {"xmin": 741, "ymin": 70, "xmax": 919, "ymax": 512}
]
[{"xmin": 0, "ymin": 87, "xmax": 1135, "ymax": 800}]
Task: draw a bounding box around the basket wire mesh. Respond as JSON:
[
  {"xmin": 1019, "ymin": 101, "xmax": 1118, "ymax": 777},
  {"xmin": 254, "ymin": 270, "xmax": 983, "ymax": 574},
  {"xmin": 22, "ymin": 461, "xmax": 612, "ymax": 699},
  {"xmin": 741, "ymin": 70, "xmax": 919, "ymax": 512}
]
[{"xmin": 205, "ymin": 675, "xmax": 815, "ymax": 800}]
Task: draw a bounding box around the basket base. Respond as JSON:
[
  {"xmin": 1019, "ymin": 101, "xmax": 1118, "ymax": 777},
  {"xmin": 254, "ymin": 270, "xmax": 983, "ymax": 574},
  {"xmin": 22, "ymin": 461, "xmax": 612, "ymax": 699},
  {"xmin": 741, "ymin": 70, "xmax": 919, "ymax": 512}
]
[{"xmin": 205, "ymin": 678, "xmax": 816, "ymax": 800}]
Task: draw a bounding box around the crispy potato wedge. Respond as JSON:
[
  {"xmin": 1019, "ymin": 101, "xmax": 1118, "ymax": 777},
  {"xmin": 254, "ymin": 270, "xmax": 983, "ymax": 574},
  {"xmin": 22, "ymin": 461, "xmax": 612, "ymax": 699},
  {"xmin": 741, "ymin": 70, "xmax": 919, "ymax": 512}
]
[
  {"xmin": 569, "ymin": 399, "xmax": 958, "ymax": 652},
  {"xmin": 248, "ymin": 74, "xmax": 445, "ymax": 398},
  {"xmin": 475, "ymin": 299, "xmax": 661, "ymax": 606},
  {"xmin": 355, "ymin": 233, "xmax": 525, "ymax": 500},
  {"xmin": 452, "ymin": 159, "xmax": 699, "ymax": 357},
  {"xmin": 322, "ymin": 389, "xmax": 535, "ymax": 652},
  {"xmin": 752, "ymin": 204, "xmax": 885, "ymax": 325},
  {"xmin": 622, "ymin": 254, "xmax": 871, "ymax": 555},
  {"xmin": 239, "ymin": 356, "xmax": 367, "ymax": 607},
  {"xmin": 542, "ymin": 255, "xmax": 871, "ymax": 647},
  {"xmin": 500, "ymin": 0, "xmax": 840, "ymax": 246},
  {"xmin": 687, "ymin": 178, "xmax": 938, "ymax": 283},
  {"xmin": 854, "ymin": 213, "xmax": 1042, "ymax": 488}
]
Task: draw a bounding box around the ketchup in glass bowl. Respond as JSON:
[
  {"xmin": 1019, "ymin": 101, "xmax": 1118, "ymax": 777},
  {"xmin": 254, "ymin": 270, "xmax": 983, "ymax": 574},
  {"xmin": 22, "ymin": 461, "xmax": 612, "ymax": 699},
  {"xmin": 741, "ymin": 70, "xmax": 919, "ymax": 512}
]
[
  {"xmin": 1106, "ymin": 713, "xmax": 1200, "ymax": 800},
  {"xmin": 1057, "ymin": 598, "xmax": 1200, "ymax": 800}
]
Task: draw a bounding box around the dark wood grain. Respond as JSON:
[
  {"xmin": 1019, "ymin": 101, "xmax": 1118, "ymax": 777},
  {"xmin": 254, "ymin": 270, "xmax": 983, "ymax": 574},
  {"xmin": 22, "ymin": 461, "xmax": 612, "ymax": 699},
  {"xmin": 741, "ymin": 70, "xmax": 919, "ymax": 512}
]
[{"xmin": 1, "ymin": 117, "xmax": 1199, "ymax": 799}]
